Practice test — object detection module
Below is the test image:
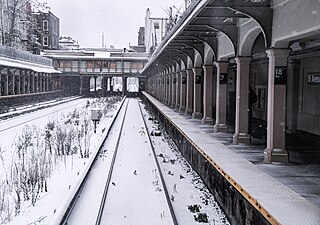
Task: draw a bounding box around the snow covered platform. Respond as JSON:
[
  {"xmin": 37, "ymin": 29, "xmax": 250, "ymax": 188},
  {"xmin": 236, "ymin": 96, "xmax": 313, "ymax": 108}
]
[{"xmin": 142, "ymin": 92, "xmax": 320, "ymax": 225}]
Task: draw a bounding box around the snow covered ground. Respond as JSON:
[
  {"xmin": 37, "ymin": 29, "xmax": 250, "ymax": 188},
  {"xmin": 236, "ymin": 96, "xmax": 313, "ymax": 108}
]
[
  {"xmin": 0, "ymin": 97, "xmax": 230, "ymax": 225},
  {"xmin": 140, "ymin": 101, "xmax": 230, "ymax": 225},
  {"xmin": 0, "ymin": 97, "xmax": 122, "ymax": 224}
]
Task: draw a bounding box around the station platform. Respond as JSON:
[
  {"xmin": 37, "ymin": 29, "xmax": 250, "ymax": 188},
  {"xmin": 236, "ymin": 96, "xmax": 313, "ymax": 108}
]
[{"xmin": 142, "ymin": 92, "xmax": 320, "ymax": 225}]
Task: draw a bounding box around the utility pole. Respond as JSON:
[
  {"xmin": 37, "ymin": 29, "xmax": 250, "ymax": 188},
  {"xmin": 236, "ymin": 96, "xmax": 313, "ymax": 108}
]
[{"xmin": 102, "ymin": 32, "xmax": 105, "ymax": 48}]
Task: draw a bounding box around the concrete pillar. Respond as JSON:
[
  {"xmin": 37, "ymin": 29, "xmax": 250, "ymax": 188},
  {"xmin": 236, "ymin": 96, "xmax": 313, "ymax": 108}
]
[
  {"xmin": 202, "ymin": 65, "xmax": 214, "ymax": 124},
  {"xmin": 4, "ymin": 73, "xmax": 8, "ymax": 95},
  {"xmin": 109, "ymin": 77, "xmax": 113, "ymax": 92},
  {"xmin": 122, "ymin": 76, "xmax": 127, "ymax": 96},
  {"xmin": 30, "ymin": 72, "xmax": 35, "ymax": 93},
  {"xmin": 264, "ymin": 49, "xmax": 290, "ymax": 163},
  {"xmin": 79, "ymin": 75, "xmax": 84, "ymax": 95},
  {"xmin": 165, "ymin": 75, "xmax": 168, "ymax": 104},
  {"xmin": 192, "ymin": 67, "xmax": 203, "ymax": 119},
  {"xmin": 214, "ymin": 62, "xmax": 229, "ymax": 132},
  {"xmin": 179, "ymin": 70, "xmax": 187, "ymax": 112},
  {"xmin": 185, "ymin": 69, "xmax": 194, "ymax": 115},
  {"xmin": 11, "ymin": 70, "xmax": 15, "ymax": 95},
  {"xmin": 47, "ymin": 74, "xmax": 49, "ymax": 92},
  {"xmin": 158, "ymin": 76, "xmax": 161, "ymax": 100},
  {"xmin": 233, "ymin": 57, "xmax": 251, "ymax": 144},
  {"xmin": 171, "ymin": 73, "xmax": 176, "ymax": 107},
  {"xmin": 16, "ymin": 70, "xmax": 21, "ymax": 94},
  {"xmin": 175, "ymin": 72, "xmax": 181, "ymax": 110},
  {"xmin": 38, "ymin": 73, "xmax": 41, "ymax": 92},
  {"xmin": 41, "ymin": 73, "xmax": 44, "ymax": 92},
  {"xmin": 35, "ymin": 73, "xmax": 38, "ymax": 92},
  {"xmin": 101, "ymin": 76, "xmax": 106, "ymax": 96},
  {"xmin": 167, "ymin": 74, "xmax": 172, "ymax": 105},
  {"xmin": 287, "ymin": 58, "xmax": 300, "ymax": 134},
  {"xmin": 21, "ymin": 71, "xmax": 26, "ymax": 94},
  {"xmin": 162, "ymin": 76, "xmax": 165, "ymax": 102},
  {"xmin": 26, "ymin": 71, "xmax": 30, "ymax": 93},
  {"xmin": 44, "ymin": 74, "xmax": 47, "ymax": 91}
]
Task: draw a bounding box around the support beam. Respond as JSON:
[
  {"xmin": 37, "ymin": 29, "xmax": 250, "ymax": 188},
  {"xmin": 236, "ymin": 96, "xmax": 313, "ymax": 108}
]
[
  {"xmin": 185, "ymin": 69, "xmax": 194, "ymax": 115},
  {"xmin": 233, "ymin": 57, "xmax": 251, "ymax": 144},
  {"xmin": 179, "ymin": 70, "xmax": 187, "ymax": 112},
  {"xmin": 192, "ymin": 67, "xmax": 203, "ymax": 119},
  {"xmin": 214, "ymin": 62, "xmax": 229, "ymax": 132},
  {"xmin": 202, "ymin": 65, "xmax": 214, "ymax": 124},
  {"xmin": 264, "ymin": 48, "xmax": 290, "ymax": 164}
]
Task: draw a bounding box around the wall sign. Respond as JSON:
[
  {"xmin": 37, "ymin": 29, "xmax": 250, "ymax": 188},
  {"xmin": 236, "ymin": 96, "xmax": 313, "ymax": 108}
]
[
  {"xmin": 307, "ymin": 73, "xmax": 320, "ymax": 85},
  {"xmin": 220, "ymin": 73, "xmax": 227, "ymax": 84},
  {"xmin": 275, "ymin": 67, "xmax": 287, "ymax": 85}
]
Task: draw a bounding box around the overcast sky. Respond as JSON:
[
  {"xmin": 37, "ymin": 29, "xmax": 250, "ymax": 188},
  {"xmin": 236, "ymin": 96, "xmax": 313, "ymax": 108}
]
[{"xmin": 47, "ymin": 0, "xmax": 184, "ymax": 48}]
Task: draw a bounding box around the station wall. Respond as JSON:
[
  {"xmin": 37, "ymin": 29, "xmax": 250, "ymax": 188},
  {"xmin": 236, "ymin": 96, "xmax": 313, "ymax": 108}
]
[
  {"xmin": 298, "ymin": 56, "xmax": 320, "ymax": 135},
  {"xmin": 272, "ymin": 0, "xmax": 320, "ymax": 47}
]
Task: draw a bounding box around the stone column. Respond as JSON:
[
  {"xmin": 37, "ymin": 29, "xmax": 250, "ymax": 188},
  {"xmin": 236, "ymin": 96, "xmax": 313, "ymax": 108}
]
[
  {"xmin": 101, "ymin": 77, "xmax": 106, "ymax": 96},
  {"xmin": 168, "ymin": 74, "xmax": 172, "ymax": 106},
  {"xmin": 11, "ymin": 71, "xmax": 15, "ymax": 95},
  {"xmin": 162, "ymin": 76, "xmax": 166, "ymax": 102},
  {"xmin": 21, "ymin": 71, "xmax": 25, "ymax": 94},
  {"xmin": 27, "ymin": 71, "xmax": 31, "ymax": 93},
  {"xmin": 4, "ymin": 73, "xmax": 8, "ymax": 95},
  {"xmin": 122, "ymin": 76, "xmax": 127, "ymax": 96},
  {"xmin": 192, "ymin": 67, "xmax": 203, "ymax": 119},
  {"xmin": 287, "ymin": 59, "xmax": 300, "ymax": 133},
  {"xmin": 233, "ymin": 57, "xmax": 251, "ymax": 144},
  {"xmin": 157, "ymin": 76, "xmax": 160, "ymax": 99},
  {"xmin": 159, "ymin": 76, "xmax": 162, "ymax": 100},
  {"xmin": 264, "ymin": 49, "xmax": 290, "ymax": 163},
  {"xmin": 179, "ymin": 70, "xmax": 187, "ymax": 112},
  {"xmin": 35, "ymin": 72, "xmax": 38, "ymax": 93},
  {"xmin": 214, "ymin": 62, "xmax": 229, "ymax": 132},
  {"xmin": 175, "ymin": 72, "xmax": 181, "ymax": 110},
  {"xmin": 202, "ymin": 65, "xmax": 214, "ymax": 124},
  {"xmin": 171, "ymin": 73, "xmax": 176, "ymax": 107},
  {"xmin": 165, "ymin": 75, "xmax": 168, "ymax": 104},
  {"xmin": 40, "ymin": 73, "xmax": 44, "ymax": 92},
  {"xmin": 185, "ymin": 69, "xmax": 194, "ymax": 115},
  {"xmin": 45, "ymin": 74, "xmax": 48, "ymax": 91},
  {"xmin": 16, "ymin": 70, "xmax": 21, "ymax": 94}
]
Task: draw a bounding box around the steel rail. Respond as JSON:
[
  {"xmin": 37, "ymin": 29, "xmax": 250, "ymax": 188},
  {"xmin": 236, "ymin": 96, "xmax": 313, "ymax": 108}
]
[
  {"xmin": 95, "ymin": 99, "xmax": 129, "ymax": 225},
  {"xmin": 0, "ymin": 99, "xmax": 87, "ymax": 132},
  {"xmin": 57, "ymin": 97, "xmax": 127, "ymax": 225},
  {"xmin": 137, "ymin": 100, "xmax": 179, "ymax": 225}
]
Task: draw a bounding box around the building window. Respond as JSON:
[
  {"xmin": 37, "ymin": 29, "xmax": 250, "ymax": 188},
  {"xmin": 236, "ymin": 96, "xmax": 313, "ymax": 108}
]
[
  {"xmin": 43, "ymin": 36, "xmax": 48, "ymax": 46},
  {"xmin": 43, "ymin": 20, "xmax": 48, "ymax": 31}
]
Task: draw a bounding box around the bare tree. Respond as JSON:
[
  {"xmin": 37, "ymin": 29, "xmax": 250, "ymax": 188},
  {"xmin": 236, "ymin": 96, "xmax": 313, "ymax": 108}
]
[
  {"xmin": 0, "ymin": 0, "xmax": 28, "ymax": 47},
  {"xmin": 0, "ymin": 0, "xmax": 49, "ymax": 49}
]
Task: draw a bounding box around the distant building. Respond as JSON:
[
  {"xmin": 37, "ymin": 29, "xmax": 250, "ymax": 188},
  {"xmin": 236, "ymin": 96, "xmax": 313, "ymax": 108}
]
[
  {"xmin": 138, "ymin": 27, "xmax": 145, "ymax": 46},
  {"xmin": 144, "ymin": 8, "xmax": 169, "ymax": 55},
  {"xmin": 59, "ymin": 36, "xmax": 80, "ymax": 50},
  {"xmin": 33, "ymin": 11, "xmax": 60, "ymax": 51}
]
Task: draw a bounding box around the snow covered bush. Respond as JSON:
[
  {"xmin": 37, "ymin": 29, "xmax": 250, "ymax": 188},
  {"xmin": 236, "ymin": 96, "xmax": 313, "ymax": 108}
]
[{"xmin": 0, "ymin": 96, "xmax": 121, "ymax": 222}]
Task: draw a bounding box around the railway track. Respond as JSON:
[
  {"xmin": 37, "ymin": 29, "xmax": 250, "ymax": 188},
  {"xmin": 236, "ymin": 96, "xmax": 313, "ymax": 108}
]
[
  {"xmin": 53, "ymin": 98, "xmax": 177, "ymax": 225},
  {"xmin": 0, "ymin": 98, "xmax": 87, "ymax": 133}
]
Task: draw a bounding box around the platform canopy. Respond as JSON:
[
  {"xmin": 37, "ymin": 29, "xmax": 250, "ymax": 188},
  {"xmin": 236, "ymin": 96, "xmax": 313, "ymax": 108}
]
[
  {"xmin": 0, "ymin": 56, "xmax": 61, "ymax": 74},
  {"xmin": 142, "ymin": 0, "xmax": 272, "ymax": 76}
]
